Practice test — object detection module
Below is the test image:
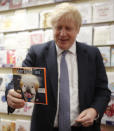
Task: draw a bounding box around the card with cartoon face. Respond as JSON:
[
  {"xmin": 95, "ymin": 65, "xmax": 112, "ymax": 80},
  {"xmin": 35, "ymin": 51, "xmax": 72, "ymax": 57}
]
[{"xmin": 12, "ymin": 67, "xmax": 48, "ymax": 105}]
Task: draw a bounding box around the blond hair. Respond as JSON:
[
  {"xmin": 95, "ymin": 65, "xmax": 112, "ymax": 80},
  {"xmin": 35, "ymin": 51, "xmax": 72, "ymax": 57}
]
[{"xmin": 50, "ymin": 3, "xmax": 82, "ymax": 28}]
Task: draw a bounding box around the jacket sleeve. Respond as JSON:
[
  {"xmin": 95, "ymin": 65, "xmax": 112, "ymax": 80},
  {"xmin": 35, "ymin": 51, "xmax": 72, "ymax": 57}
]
[{"xmin": 91, "ymin": 47, "xmax": 111, "ymax": 119}]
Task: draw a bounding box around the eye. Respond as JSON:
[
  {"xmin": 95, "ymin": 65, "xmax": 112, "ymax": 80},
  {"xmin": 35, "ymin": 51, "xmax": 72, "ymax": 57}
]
[
  {"xmin": 55, "ymin": 26, "xmax": 62, "ymax": 31},
  {"xmin": 66, "ymin": 26, "xmax": 72, "ymax": 31},
  {"xmin": 58, "ymin": 26, "xmax": 62, "ymax": 30},
  {"xmin": 32, "ymin": 86, "xmax": 34, "ymax": 88}
]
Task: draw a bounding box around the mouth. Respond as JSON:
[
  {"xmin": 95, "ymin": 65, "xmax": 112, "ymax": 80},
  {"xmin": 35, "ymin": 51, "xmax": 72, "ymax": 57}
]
[
  {"xmin": 59, "ymin": 39, "xmax": 68, "ymax": 42},
  {"xmin": 24, "ymin": 92, "xmax": 34, "ymax": 99}
]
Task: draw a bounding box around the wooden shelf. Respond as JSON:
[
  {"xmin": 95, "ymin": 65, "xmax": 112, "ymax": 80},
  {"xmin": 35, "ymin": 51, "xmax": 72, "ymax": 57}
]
[
  {"xmin": 101, "ymin": 124, "xmax": 114, "ymax": 131},
  {"xmin": 0, "ymin": 112, "xmax": 31, "ymax": 120}
]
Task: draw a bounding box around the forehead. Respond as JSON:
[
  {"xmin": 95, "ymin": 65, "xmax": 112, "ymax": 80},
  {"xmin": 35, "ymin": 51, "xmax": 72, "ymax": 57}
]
[{"xmin": 54, "ymin": 17, "xmax": 76, "ymax": 28}]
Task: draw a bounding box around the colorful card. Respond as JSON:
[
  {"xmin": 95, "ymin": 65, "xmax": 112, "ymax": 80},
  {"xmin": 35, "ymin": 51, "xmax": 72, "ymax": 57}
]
[{"xmin": 12, "ymin": 67, "xmax": 48, "ymax": 105}]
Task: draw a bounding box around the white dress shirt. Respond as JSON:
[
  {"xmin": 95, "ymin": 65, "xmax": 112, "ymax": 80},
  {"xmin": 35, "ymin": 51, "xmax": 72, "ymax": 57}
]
[{"xmin": 54, "ymin": 42, "xmax": 79, "ymax": 127}]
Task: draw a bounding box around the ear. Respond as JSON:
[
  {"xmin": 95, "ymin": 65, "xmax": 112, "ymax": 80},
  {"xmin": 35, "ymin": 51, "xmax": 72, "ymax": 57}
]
[
  {"xmin": 20, "ymin": 80, "xmax": 23, "ymax": 88},
  {"xmin": 77, "ymin": 26, "xmax": 80, "ymax": 34},
  {"xmin": 34, "ymin": 83, "xmax": 39, "ymax": 92}
]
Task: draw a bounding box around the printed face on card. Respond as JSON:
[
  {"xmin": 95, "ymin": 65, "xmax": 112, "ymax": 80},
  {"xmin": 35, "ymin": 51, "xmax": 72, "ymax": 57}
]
[{"xmin": 12, "ymin": 67, "xmax": 48, "ymax": 104}]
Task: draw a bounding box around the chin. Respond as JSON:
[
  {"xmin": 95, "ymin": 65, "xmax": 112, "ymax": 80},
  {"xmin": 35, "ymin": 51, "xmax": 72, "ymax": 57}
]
[
  {"xmin": 57, "ymin": 43, "xmax": 69, "ymax": 50},
  {"xmin": 61, "ymin": 45, "xmax": 70, "ymax": 50}
]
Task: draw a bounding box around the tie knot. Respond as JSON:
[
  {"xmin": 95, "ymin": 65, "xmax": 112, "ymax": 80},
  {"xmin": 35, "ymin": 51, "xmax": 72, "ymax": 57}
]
[{"xmin": 62, "ymin": 50, "xmax": 68, "ymax": 57}]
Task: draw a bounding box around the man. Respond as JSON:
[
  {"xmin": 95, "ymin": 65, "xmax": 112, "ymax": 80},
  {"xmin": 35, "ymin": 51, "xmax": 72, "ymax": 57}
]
[{"xmin": 5, "ymin": 3, "xmax": 111, "ymax": 131}]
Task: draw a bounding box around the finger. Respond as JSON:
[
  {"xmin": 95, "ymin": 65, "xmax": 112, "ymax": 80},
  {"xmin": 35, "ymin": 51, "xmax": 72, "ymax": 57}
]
[
  {"xmin": 8, "ymin": 98, "xmax": 25, "ymax": 109},
  {"xmin": 7, "ymin": 93, "xmax": 25, "ymax": 109},
  {"xmin": 81, "ymin": 120, "xmax": 94, "ymax": 127},
  {"xmin": 7, "ymin": 89, "xmax": 24, "ymax": 104},
  {"xmin": 8, "ymin": 94, "xmax": 25, "ymax": 104},
  {"xmin": 9, "ymin": 89, "xmax": 22, "ymax": 99},
  {"xmin": 80, "ymin": 115, "xmax": 94, "ymax": 127},
  {"xmin": 11, "ymin": 101, "xmax": 25, "ymax": 109},
  {"xmin": 76, "ymin": 112, "xmax": 87, "ymax": 122},
  {"xmin": 76, "ymin": 117, "xmax": 90, "ymax": 126}
]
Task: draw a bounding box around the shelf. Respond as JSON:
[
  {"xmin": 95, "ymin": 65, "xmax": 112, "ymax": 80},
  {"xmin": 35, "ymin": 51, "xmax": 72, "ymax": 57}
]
[
  {"xmin": 0, "ymin": 27, "xmax": 51, "ymax": 34},
  {"xmin": 106, "ymin": 66, "xmax": 114, "ymax": 68},
  {"xmin": 0, "ymin": 0, "xmax": 75, "ymax": 13},
  {"xmin": 0, "ymin": 1, "xmax": 54, "ymax": 13},
  {"xmin": 0, "ymin": 112, "xmax": 31, "ymax": 120},
  {"xmin": 1, "ymin": 21, "xmax": 114, "ymax": 34},
  {"xmin": 106, "ymin": 67, "xmax": 114, "ymax": 72},
  {"xmin": 82, "ymin": 21, "xmax": 114, "ymax": 26},
  {"xmin": 101, "ymin": 124, "xmax": 114, "ymax": 131},
  {"xmin": 0, "ymin": 0, "xmax": 114, "ymax": 34},
  {"xmin": 95, "ymin": 45, "xmax": 114, "ymax": 47}
]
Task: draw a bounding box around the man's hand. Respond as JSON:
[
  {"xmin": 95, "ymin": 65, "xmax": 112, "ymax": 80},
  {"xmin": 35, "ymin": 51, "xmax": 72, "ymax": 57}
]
[
  {"xmin": 75, "ymin": 108, "xmax": 98, "ymax": 127},
  {"xmin": 7, "ymin": 89, "xmax": 25, "ymax": 109}
]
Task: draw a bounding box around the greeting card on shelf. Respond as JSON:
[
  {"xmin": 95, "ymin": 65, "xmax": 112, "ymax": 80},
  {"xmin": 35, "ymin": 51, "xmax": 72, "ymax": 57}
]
[
  {"xmin": 107, "ymin": 72, "xmax": 114, "ymax": 93},
  {"xmin": 13, "ymin": 9, "xmax": 27, "ymax": 31},
  {"xmin": 30, "ymin": 30, "xmax": 44, "ymax": 45},
  {"xmin": 27, "ymin": 11, "xmax": 40, "ymax": 30},
  {"xmin": 16, "ymin": 120, "xmax": 30, "ymax": 131},
  {"xmin": 93, "ymin": 2, "xmax": 114, "ymax": 23},
  {"xmin": 0, "ymin": 91, "xmax": 7, "ymax": 113},
  {"xmin": 98, "ymin": 47, "xmax": 111, "ymax": 67},
  {"xmin": 15, "ymin": 49, "xmax": 28, "ymax": 67},
  {"xmin": 77, "ymin": 26, "xmax": 93, "ymax": 45},
  {"xmin": 0, "ymin": 73, "xmax": 13, "ymax": 91},
  {"xmin": 0, "ymin": 33, "xmax": 5, "ymax": 49},
  {"xmin": 40, "ymin": 10, "xmax": 53, "ymax": 29},
  {"xmin": 76, "ymin": 3, "xmax": 92, "ymax": 24},
  {"xmin": 55, "ymin": 0, "xmax": 71, "ymax": 2},
  {"xmin": 0, "ymin": 119, "xmax": 16, "ymax": 131},
  {"xmin": 93, "ymin": 26, "xmax": 110, "ymax": 46},
  {"xmin": 44, "ymin": 29, "xmax": 53, "ymax": 42},
  {"xmin": 0, "ymin": 0, "xmax": 9, "ymax": 10},
  {"xmin": 38, "ymin": 0, "xmax": 54, "ymax": 5},
  {"xmin": 7, "ymin": 50, "xmax": 16, "ymax": 67},
  {"xmin": 0, "ymin": 13, "xmax": 14, "ymax": 32},
  {"xmin": 4, "ymin": 33, "xmax": 17, "ymax": 50},
  {"xmin": 111, "ymin": 48, "xmax": 114, "ymax": 67},
  {"xmin": 109, "ymin": 25, "xmax": 114, "ymax": 45},
  {"xmin": 28, "ymin": 0, "xmax": 38, "ymax": 5},
  {"xmin": 9, "ymin": 0, "xmax": 22, "ymax": 9},
  {"xmin": 16, "ymin": 32, "xmax": 31, "ymax": 49},
  {"xmin": 0, "ymin": 50, "xmax": 7, "ymax": 67}
]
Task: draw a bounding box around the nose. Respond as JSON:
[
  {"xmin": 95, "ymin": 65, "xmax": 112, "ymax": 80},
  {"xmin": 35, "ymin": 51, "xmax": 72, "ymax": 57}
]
[
  {"xmin": 26, "ymin": 88, "xmax": 31, "ymax": 93},
  {"xmin": 60, "ymin": 28, "xmax": 66, "ymax": 36}
]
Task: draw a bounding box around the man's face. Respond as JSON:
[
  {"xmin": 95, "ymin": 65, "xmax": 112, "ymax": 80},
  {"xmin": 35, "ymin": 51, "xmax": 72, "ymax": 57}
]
[{"xmin": 53, "ymin": 18, "xmax": 79, "ymax": 50}]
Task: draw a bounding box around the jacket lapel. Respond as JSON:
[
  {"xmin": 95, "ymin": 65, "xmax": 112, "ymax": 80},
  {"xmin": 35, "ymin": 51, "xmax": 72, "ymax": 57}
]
[
  {"xmin": 76, "ymin": 42, "xmax": 89, "ymax": 111},
  {"xmin": 45, "ymin": 41, "xmax": 58, "ymax": 106}
]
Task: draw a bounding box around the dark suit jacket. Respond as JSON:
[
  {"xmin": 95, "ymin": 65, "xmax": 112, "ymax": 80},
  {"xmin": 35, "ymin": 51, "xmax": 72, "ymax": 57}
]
[{"xmin": 6, "ymin": 41, "xmax": 111, "ymax": 131}]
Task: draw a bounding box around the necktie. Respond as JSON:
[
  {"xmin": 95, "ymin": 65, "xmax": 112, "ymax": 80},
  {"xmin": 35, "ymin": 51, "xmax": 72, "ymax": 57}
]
[{"xmin": 58, "ymin": 51, "xmax": 71, "ymax": 131}]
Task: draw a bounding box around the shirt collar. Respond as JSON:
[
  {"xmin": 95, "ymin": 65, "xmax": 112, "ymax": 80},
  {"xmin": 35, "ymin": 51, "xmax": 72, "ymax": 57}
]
[{"xmin": 56, "ymin": 41, "xmax": 76, "ymax": 56}]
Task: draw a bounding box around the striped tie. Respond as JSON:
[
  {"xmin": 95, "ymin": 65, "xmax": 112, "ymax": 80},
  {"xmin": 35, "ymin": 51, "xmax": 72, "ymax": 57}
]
[{"xmin": 58, "ymin": 51, "xmax": 71, "ymax": 131}]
